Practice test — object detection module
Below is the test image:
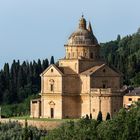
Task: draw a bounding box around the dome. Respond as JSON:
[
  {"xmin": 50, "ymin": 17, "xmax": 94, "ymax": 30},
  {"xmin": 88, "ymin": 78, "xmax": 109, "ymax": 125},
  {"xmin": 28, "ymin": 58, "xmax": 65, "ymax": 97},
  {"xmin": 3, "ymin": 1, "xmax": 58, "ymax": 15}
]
[{"xmin": 67, "ymin": 16, "xmax": 98, "ymax": 46}]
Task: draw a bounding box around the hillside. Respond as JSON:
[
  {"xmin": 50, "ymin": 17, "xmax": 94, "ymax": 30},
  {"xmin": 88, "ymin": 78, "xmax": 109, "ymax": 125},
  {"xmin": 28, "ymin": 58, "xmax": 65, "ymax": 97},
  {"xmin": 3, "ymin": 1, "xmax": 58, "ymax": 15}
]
[{"xmin": 100, "ymin": 29, "xmax": 140, "ymax": 86}]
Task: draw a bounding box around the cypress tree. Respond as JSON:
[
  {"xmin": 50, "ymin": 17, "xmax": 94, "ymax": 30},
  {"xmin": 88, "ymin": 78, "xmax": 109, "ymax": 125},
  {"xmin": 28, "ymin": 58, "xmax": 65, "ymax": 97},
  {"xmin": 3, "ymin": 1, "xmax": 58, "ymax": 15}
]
[
  {"xmin": 17, "ymin": 66, "xmax": 24, "ymax": 88},
  {"xmin": 106, "ymin": 112, "xmax": 111, "ymax": 120},
  {"xmin": 22, "ymin": 61, "xmax": 28, "ymax": 85},
  {"xmin": 97, "ymin": 111, "xmax": 102, "ymax": 122},
  {"xmin": 37, "ymin": 59, "xmax": 42, "ymax": 74},
  {"xmin": 3, "ymin": 89, "xmax": 10, "ymax": 104},
  {"xmin": 50, "ymin": 56, "xmax": 55, "ymax": 64},
  {"xmin": 85, "ymin": 114, "xmax": 89, "ymax": 120},
  {"xmin": 117, "ymin": 34, "xmax": 121, "ymax": 42},
  {"xmin": 42, "ymin": 58, "xmax": 49, "ymax": 71},
  {"xmin": 0, "ymin": 58, "xmax": 50, "ymax": 104},
  {"xmin": 23, "ymin": 119, "xmax": 29, "ymax": 140},
  {"xmin": 3, "ymin": 63, "xmax": 10, "ymax": 89},
  {"xmin": 0, "ymin": 71, "xmax": 5, "ymax": 102}
]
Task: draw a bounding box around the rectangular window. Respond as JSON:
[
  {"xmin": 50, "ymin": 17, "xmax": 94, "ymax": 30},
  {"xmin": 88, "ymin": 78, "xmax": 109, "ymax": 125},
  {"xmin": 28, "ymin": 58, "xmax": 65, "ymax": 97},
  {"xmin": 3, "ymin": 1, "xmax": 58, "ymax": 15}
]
[
  {"xmin": 128, "ymin": 98, "xmax": 132, "ymax": 101},
  {"xmin": 50, "ymin": 108, "xmax": 54, "ymax": 118},
  {"xmin": 103, "ymin": 84, "xmax": 106, "ymax": 89},
  {"xmin": 50, "ymin": 84, "xmax": 54, "ymax": 91},
  {"xmin": 114, "ymin": 109, "xmax": 116, "ymax": 112},
  {"xmin": 90, "ymin": 53, "xmax": 93, "ymax": 59}
]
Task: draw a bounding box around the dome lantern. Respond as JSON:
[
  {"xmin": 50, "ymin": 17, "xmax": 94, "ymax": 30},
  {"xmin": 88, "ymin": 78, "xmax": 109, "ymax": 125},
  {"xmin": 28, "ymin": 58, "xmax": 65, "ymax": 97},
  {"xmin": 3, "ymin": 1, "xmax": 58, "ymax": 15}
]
[{"xmin": 79, "ymin": 15, "xmax": 87, "ymax": 29}]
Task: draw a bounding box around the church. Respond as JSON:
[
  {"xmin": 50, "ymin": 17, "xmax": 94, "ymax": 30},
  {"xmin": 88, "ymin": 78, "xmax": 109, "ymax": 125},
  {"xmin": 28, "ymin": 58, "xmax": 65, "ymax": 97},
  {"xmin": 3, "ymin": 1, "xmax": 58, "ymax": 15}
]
[{"xmin": 30, "ymin": 16, "xmax": 123, "ymax": 119}]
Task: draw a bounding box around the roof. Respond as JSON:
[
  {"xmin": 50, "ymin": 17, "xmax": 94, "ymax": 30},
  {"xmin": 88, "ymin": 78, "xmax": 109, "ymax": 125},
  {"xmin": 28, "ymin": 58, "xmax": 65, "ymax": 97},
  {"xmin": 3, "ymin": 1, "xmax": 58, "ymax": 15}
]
[
  {"xmin": 80, "ymin": 64, "xmax": 105, "ymax": 75},
  {"xmin": 58, "ymin": 66, "xmax": 77, "ymax": 75},
  {"xmin": 31, "ymin": 98, "xmax": 41, "ymax": 103},
  {"xmin": 125, "ymin": 87, "xmax": 140, "ymax": 96}
]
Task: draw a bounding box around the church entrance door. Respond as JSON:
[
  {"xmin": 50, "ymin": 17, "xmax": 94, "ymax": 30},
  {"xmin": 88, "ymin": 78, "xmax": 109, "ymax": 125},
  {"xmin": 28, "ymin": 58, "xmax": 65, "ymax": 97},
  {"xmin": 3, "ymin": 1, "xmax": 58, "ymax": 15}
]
[{"xmin": 50, "ymin": 108, "xmax": 54, "ymax": 118}]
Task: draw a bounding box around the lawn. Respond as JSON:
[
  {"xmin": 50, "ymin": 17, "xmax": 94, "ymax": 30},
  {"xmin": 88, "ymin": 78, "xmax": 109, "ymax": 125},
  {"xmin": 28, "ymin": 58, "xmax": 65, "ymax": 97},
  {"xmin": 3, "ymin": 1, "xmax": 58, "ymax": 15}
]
[{"xmin": 10, "ymin": 116, "xmax": 79, "ymax": 122}]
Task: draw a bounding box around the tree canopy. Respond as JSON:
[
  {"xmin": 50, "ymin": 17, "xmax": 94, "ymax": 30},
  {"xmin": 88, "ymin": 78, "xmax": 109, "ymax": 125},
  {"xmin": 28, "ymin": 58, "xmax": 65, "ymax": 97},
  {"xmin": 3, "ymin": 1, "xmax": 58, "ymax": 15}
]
[
  {"xmin": 0, "ymin": 58, "xmax": 49, "ymax": 105},
  {"xmin": 101, "ymin": 31, "xmax": 140, "ymax": 86},
  {"xmin": 46, "ymin": 102, "xmax": 140, "ymax": 140}
]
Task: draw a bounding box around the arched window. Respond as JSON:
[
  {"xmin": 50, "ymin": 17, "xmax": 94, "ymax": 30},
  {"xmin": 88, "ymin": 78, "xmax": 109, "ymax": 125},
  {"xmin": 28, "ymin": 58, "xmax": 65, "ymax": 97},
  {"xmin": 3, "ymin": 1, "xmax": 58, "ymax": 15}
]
[{"xmin": 49, "ymin": 79, "xmax": 54, "ymax": 92}]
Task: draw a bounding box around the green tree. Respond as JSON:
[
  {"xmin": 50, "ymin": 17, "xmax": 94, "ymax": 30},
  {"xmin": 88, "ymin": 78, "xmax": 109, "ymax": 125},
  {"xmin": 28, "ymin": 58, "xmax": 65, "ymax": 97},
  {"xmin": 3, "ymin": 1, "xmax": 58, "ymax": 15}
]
[
  {"xmin": 106, "ymin": 112, "xmax": 111, "ymax": 120},
  {"xmin": 117, "ymin": 34, "xmax": 121, "ymax": 42},
  {"xmin": 97, "ymin": 111, "xmax": 102, "ymax": 123},
  {"xmin": 50, "ymin": 56, "xmax": 55, "ymax": 64},
  {"xmin": 23, "ymin": 119, "xmax": 29, "ymax": 140},
  {"xmin": 42, "ymin": 58, "xmax": 49, "ymax": 71}
]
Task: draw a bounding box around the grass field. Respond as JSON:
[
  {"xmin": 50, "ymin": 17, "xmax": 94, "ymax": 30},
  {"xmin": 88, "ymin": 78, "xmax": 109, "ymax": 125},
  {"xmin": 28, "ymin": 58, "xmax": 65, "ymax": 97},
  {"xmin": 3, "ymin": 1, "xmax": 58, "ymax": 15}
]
[{"xmin": 10, "ymin": 116, "xmax": 78, "ymax": 122}]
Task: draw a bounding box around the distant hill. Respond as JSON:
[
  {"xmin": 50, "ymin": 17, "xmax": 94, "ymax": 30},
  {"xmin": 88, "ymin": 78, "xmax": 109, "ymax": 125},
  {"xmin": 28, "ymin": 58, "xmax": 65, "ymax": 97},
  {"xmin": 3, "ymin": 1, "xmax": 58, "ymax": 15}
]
[{"xmin": 100, "ymin": 29, "xmax": 140, "ymax": 86}]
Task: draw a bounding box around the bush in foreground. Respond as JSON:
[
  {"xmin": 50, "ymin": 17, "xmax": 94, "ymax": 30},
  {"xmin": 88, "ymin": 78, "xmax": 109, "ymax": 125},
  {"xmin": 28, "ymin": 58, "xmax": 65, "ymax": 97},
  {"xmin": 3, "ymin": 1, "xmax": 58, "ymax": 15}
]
[
  {"xmin": 0, "ymin": 121, "xmax": 47, "ymax": 140},
  {"xmin": 46, "ymin": 102, "xmax": 140, "ymax": 140}
]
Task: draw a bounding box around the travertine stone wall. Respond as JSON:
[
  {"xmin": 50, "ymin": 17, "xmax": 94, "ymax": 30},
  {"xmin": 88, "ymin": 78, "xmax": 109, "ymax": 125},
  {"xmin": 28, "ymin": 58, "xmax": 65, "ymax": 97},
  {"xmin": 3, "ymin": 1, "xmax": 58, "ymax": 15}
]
[
  {"xmin": 90, "ymin": 65, "xmax": 121, "ymax": 89},
  {"xmin": 59, "ymin": 59, "xmax": 79, "ymax": 73},
  {"xmin": 63, "ymin": 75, "xmax": 80, "ymax": 94},
  {"xmin": 80, "ymin": 75, "xmax": 90, "ymax": 93},
  {"xmin": 78, "ymin": 60, "xmax": 103, "ymax": 73},
  {"xmin": 62, "ymin": 96, "xmax": 81, "ymax": 118},
  {"xmin": 80, "ymin": 95, "xmax": 90, "ymax": 117},
  {"xmin": 30, "ymin": 100, "xmax": 41, "ymax": 118},
  {"xmin": 65, "ymin": 45, "xmax": 99, "ymax": 60},
  {"xmin": 91, "ymin": 77, "xmax": 120, "ymax": 89},
  {"xmin": 43, "ymin": 76, "xmax": 62, "ymax": 93},
  {"xmin": 41, "ymin": 95, "xmax": 62, "ymax": 119}
]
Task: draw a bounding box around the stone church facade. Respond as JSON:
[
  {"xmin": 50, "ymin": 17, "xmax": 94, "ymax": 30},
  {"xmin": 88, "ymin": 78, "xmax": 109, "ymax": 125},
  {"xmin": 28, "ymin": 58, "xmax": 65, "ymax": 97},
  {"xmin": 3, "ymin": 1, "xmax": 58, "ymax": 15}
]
[{"xmin": 30, "ymin": 16, "xmax": 123, "ymax": 119}]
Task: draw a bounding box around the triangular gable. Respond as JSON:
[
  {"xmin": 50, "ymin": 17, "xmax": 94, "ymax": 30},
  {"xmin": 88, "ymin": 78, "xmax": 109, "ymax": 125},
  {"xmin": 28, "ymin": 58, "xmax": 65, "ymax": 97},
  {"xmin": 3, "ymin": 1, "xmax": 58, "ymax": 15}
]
[
  {"xmin": 91, "ymin": 64, "xmax": 121, "ymax": 77},
  {"xmin": 80, "ymin": 64, "xmax": 121, "ymax": 77},
  {"xmin": 40, "ymin": 64, "xmax": 63, "ymax": 77}
]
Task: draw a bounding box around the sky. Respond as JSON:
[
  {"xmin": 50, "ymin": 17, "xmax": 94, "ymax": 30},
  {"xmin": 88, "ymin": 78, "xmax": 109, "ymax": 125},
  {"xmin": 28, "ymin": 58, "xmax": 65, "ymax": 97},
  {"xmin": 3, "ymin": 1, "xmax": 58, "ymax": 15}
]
[{"xmin": 0, "ymin": 0, "xmax": 140, "ymax": 68}]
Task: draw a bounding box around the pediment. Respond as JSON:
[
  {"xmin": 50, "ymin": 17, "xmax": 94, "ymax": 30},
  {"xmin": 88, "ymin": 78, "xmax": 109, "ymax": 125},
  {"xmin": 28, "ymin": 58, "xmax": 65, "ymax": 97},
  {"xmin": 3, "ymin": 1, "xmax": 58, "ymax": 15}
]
[
  {"xmin": 40, "ymin": 64, "xmax": 63, "ymax": 77},
  {"xmin": 91, "ymin": 64, "xmax": 121, "ymax": 77},
  {"xmin": 49, "ymin": 101, "xmax": 55, "ymax": 105}
]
